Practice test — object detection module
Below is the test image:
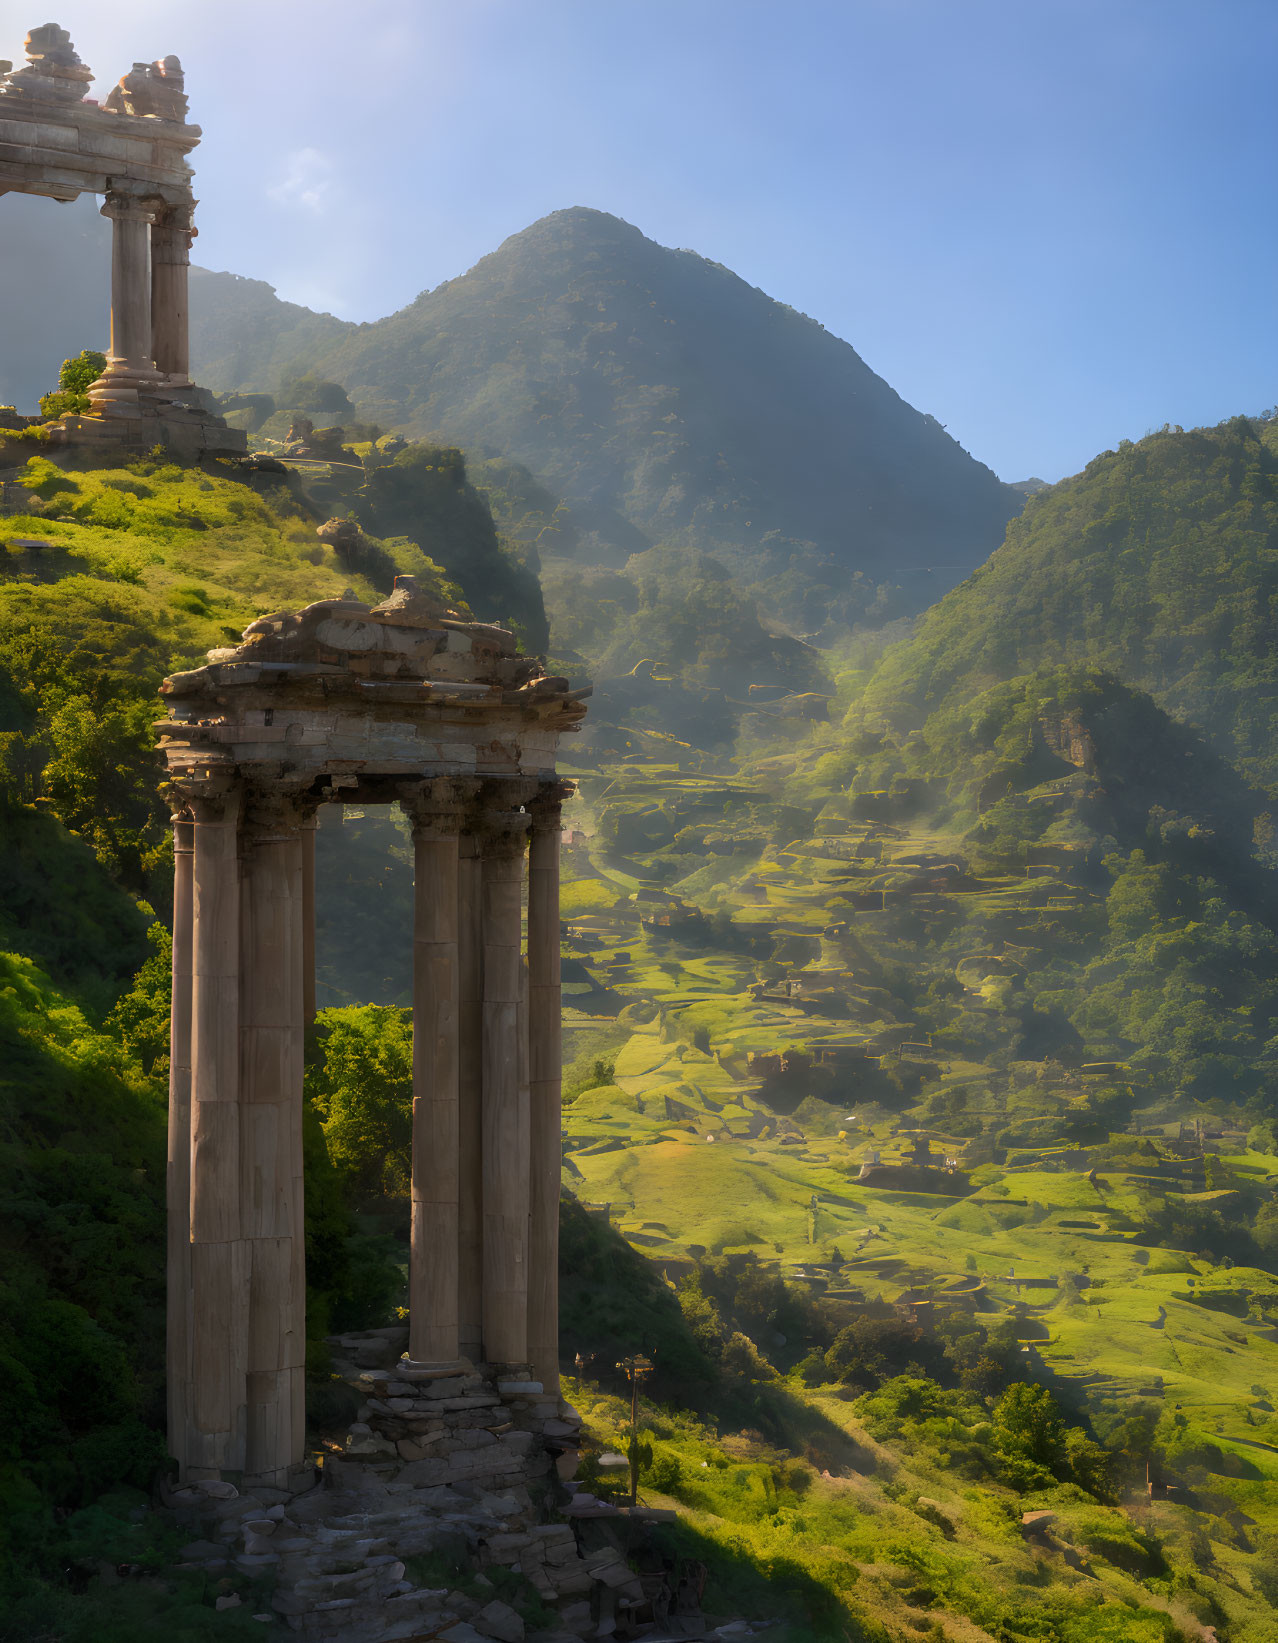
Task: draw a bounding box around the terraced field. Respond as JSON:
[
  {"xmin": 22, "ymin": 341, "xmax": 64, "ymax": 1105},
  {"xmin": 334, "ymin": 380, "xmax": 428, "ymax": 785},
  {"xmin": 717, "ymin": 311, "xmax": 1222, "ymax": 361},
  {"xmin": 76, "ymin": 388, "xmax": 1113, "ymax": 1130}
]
[{"xmin": 556, "ymin": 741, "xmax": 1278, "ymax": 1633}]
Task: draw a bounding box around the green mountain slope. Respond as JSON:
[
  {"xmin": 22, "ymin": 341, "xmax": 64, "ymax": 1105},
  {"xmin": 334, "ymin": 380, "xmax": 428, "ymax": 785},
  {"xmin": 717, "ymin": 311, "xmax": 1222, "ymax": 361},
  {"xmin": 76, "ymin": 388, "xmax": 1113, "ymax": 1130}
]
[
  {"xmin": 189, "ymin": 208, "xmax": 1023, "ymax": 625},
  {"xmin": 863, "ymin": 415, "xmax": 1278, "ymax": 794},
  {"xmin": 187, "ymin": 265, "xmax": 353, "ymax": 399}
]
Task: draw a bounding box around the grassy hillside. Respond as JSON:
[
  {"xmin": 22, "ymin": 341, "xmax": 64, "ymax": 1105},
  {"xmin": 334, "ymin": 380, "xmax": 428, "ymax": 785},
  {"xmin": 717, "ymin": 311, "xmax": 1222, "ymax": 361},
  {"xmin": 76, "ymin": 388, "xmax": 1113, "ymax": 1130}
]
[
  {"xmin": 548, "ymin": 709, "xmax": 1278, "ymax": 1639},
  {"xmin": 862, "ymin": 415, "xmax": 1278, "ymax": 794},
  {"xmin": 0, "ymin": 442, "xmax": 512, "ymax": 1633}
]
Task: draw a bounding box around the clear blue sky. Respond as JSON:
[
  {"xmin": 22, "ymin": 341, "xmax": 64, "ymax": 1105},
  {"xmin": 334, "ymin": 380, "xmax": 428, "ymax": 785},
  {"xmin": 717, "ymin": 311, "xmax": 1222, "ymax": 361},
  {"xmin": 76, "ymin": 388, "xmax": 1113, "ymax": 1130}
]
[{"xmin": 15, "ymin": 0, "xmax": 1277, "ymax": 481}]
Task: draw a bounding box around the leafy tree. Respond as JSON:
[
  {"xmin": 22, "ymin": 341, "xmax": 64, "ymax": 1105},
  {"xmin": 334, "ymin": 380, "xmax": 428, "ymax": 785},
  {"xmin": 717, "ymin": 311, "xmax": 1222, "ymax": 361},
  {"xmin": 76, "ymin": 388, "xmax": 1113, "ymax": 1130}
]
[
  {"xmin": 103, "ymin": 923, "xmax": 171, "ymax": 1076},
  {"xmin": 1063, "ymin": 1427, "xmax": 1115, "ymax": 1501},
  {"xmin": 993, "ymin": 1382, "xmax": 1066, "ymax": 1469},
  {"xmin": 305, "ymin": 1005, "xmax": 414, "ymax": 1199},
  {"xmin": 825, "ymin": 1315, "xmax": 946, "ymax": 1391},
  {"xmin": 38, "ymin": 349, "xmax": 106, "ymax": 419}
]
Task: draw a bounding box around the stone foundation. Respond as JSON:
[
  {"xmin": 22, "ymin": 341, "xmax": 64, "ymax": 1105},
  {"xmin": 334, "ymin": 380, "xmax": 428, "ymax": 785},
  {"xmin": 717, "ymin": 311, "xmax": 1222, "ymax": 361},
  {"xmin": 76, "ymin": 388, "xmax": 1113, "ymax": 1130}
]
[
  {"xmin": 46, "ymin": 398, "xmax": 247, "ymax": 457},
  {"xmin": 164, "ymin": 1337, "xmax": 752, "ymax": 1641}
]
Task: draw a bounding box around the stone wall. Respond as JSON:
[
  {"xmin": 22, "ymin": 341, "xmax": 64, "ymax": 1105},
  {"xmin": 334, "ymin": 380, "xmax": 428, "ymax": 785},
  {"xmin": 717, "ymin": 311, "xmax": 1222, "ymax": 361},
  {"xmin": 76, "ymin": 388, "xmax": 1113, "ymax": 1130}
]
[{"xmin": 163, "ymin": 1335, "xmax": 754, "ymax": 1642}]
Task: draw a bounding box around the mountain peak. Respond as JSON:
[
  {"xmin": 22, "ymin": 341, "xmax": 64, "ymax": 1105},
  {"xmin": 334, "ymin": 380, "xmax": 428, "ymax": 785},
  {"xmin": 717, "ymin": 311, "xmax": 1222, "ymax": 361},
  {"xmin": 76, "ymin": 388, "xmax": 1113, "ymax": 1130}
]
[{"xmin": 188, "ymin": 209, "xmax": 1022, "ymax": 622}]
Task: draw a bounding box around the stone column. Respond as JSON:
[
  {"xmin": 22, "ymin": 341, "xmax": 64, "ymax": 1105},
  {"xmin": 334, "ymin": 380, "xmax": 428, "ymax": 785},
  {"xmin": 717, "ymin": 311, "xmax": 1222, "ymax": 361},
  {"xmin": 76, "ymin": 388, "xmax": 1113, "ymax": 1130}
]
[
  {"xmin": 89, "ymin": 190, "xmax": 164, "ymax": 415},
  {"xmin": 150, "ymin": 202, "xmax": 195, "ymax": 394},
  {"xmin": 239, "ymin": 790, "xmax": 309, "ymax": 1486},
  {"xmin": 402, "ymin": 783, "xmax": 466, "ymax": 1366},
  {"xmin": 187, "ymin": 787, "xmax": 247, "ymax": 1478},
  {"xmin": 457, "ymin": 829, "xmax": 485, "ymax": 1364},
  {"xmin": 527, "ymin": 785, "xmax": 566, "ymax": 1393},
  {"xmin": 301, "ymin": 816, "xmax": 317, "ymax": 1027},
  {"xmin": 480, "ymin": 802, "xmax": 531, "ymax": 1366},
  {"xmin": 167, "ymin": 809, "xmax": 194, "ymax": 1471}
]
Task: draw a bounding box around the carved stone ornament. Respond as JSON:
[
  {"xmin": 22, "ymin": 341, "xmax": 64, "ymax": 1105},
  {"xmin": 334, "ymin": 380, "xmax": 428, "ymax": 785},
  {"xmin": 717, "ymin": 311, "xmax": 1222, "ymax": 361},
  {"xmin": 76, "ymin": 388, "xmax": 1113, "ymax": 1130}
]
[
  {"xmin": 241, "ymin": 784, "xmax": 322, "ymax": 839},
  {"xmin": 103, "ymin": 54, "xmax": 188, "ymax": 122},
  {"xmin": 0, "ymin": 23, "xmax": 93, "ymax": 101},
  {"xmin": 529, "ymin": 778, "xmax": 574, "ymax": 829},
  {"xmin": 399, "ymin": 775, "xmax": 483, "ymax": 836}
]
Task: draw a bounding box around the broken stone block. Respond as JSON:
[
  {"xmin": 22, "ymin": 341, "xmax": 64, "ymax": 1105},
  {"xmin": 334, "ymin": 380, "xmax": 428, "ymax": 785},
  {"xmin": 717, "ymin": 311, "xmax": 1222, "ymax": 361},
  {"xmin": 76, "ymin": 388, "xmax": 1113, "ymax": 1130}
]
[
  {"xmin": 439, "ymin": 1624, "xmax": 494, "ymax": 1643},
  {"xmin": 558, "ymin": 1600, "xmax": 593, "ymax": 1635},
  {"xmin": 420, "ymin": 1376, "xmax": 471, "ymax": 1399},
  {"xmin": 476, "ymin": 1598, "xmax": 525, "ymax": 1641}
]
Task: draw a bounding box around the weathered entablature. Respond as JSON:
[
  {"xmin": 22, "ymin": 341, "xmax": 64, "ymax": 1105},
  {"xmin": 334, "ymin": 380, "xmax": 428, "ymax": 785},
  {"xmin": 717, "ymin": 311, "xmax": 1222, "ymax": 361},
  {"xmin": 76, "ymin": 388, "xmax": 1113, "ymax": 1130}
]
[
  {"xmin": 158, "ymin": 577, "xmax": 586, "ymax": 1486},
  {"xmin": 0, "ymin": 23, "xmax": 242, "ymax": 452}
]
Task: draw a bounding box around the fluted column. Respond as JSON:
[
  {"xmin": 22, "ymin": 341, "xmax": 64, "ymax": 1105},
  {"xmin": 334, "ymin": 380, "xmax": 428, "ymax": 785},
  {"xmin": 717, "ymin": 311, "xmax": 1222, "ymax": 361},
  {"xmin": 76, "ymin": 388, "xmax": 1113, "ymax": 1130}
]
[
  {"xmin": 89, "ymin": 190, "xmax": 163, "ymax": 415},
  {"xmin": 480, "ymin": 802, "xmax": 531, "ymax": 1366},
  {"xmin": 187, "ymin": 786, "xmax": 247, "ymax": 1478},
  {"xmin": 150, "ymin": 202, "xmax": 195, "ymax": 393},
  {"xmin": 527, "ymin": 784, "xmax": 567, "ymax": 1393},
  {"xmin": 402, "ymin": 781, "xmax": 471, "ymax": 1365},
  {"xmin": 457, "ymin": 829, "xmax": 484, "ymax": 1364},
  {"xmin": 239, "ymin": 789, "xmax": 309, "ymax": 1486},
  {"xmin": 167, "ymin": 809, "xmax": 194, "ymax": 1471},
  {"xmin": 301, "ymin": 816, "xmax": 317, "ymax": 1027}
]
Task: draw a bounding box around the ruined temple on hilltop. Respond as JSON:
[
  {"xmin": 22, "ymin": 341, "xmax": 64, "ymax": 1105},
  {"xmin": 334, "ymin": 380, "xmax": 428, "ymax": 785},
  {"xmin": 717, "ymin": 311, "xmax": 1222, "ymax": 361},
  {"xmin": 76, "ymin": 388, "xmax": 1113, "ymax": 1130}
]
[
  {"xmin": 157, "ymin": 576, "xmax": 588, "ymax": 1486},
  {"xmin": 0, "ymin": 22, "xmax": 244, "ymax": 453}
]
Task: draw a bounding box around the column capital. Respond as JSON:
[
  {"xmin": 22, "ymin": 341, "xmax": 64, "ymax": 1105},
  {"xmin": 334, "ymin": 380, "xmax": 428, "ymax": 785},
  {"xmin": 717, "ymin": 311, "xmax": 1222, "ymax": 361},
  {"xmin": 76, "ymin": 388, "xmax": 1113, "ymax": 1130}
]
[
  {"xmin": 155, "ymin": 199, "xmax": 196, "ymax": 232},
  {"xmin": 101, "ymin": 188, "xmax": 162, "ymax": 225},
  {"xmin": 241, "ymin": 784, "xmax": 321, "ymax": 841},
  {"xmin": 175, "ymin": 784, "xmax": 241, "ymax": 828},
  {"xmin": 152, "ymin": 200, "xmax": 196, "ymax": 260},
  {"xmin": 476, "ymin": 807, "xmax": 532, "ymax": 858},
  {"xmin": 468, "ymin": 777, "xmax": 538, "ymax": 855},
  {"xmin": 399, "ymin": 775, "xmax": 482, "ymax": 838},
  {"xmin": 529, "ymin": 779, "xmax": 573, "ymax": 830}
]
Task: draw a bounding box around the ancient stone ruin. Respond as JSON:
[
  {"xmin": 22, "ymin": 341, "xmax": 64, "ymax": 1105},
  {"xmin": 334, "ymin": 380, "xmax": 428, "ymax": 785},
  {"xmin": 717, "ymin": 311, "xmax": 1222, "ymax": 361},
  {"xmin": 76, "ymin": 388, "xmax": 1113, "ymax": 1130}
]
[
  {"xmin": 0, "ymin": 23, "xmax": 244, "ymax": 452},
  {"xmin": 156, "ymin": 578, "xmax": 588, "ymax": 1489}
]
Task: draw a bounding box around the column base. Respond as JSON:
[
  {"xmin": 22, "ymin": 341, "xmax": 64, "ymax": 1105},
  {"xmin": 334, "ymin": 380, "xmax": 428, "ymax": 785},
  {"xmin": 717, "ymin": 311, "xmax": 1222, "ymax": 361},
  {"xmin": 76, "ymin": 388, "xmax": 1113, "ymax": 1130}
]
[
  {"xmin": 153, "ymin": 373, "xmax": 206, "ymax": 409},
  {"xmin": 89, "ymin": 359, "xmax": 168, "ymax": 418}
]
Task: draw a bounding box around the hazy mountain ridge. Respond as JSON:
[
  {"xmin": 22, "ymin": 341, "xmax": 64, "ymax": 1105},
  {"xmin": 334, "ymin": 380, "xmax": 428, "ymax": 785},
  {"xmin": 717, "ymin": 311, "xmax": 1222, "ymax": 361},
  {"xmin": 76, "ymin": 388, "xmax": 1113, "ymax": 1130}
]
[
  {"xmin": 188, "ymin": 266, "xmax": 353, "ymax": 395},
  {"xmin": 187, "ymin": 207, "xmax": 1023, "ymax": 624}
]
